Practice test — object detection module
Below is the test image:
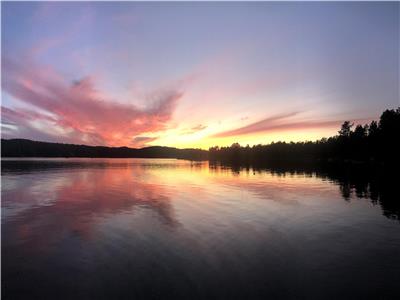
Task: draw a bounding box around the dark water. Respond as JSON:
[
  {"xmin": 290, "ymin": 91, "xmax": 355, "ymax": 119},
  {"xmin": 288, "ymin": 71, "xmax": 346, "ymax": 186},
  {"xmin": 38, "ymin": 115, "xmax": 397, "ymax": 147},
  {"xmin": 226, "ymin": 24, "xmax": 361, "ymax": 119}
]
[{"xmin": 2, "ymin": 158, "xmax": 400, "ymax": 299}]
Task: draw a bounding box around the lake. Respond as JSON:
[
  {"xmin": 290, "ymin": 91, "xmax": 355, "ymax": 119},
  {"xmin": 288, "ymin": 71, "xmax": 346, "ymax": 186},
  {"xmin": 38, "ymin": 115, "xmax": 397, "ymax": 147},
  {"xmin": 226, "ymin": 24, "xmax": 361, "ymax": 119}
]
[{"xmin": 2, "ymin": 158, "xmax": 399, "ymax": 299}]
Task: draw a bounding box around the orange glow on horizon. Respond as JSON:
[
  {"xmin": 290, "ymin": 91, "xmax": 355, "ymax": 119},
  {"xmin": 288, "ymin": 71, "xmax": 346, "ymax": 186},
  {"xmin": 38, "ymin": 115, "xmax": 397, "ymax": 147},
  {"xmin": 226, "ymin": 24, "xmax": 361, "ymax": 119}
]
[{"xmin": 152, "ymin": 126, "xmax": 340, "ymax": 150}]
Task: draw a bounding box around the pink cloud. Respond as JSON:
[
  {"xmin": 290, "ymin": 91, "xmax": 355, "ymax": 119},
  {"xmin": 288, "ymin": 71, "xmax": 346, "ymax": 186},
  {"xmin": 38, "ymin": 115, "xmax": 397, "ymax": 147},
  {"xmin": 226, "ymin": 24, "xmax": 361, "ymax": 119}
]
[{"xmin": 2, "ymin": 57, "xmax": 183, "ymax": 146}]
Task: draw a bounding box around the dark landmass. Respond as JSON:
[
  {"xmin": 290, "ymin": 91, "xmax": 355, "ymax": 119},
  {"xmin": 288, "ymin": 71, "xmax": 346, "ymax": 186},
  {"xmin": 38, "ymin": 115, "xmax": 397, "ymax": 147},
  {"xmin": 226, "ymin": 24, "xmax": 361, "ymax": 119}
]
[{"xmin": 1, "ymin": 139, "xmax": 208, "ymax": 160}]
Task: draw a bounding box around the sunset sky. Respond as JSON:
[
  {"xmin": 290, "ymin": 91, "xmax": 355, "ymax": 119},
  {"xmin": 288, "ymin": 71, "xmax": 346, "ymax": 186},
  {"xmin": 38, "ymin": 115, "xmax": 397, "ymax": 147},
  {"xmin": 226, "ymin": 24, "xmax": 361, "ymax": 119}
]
[{"xmin": 1, "ymin": 2, "xmax": 399, "ymax": 149}]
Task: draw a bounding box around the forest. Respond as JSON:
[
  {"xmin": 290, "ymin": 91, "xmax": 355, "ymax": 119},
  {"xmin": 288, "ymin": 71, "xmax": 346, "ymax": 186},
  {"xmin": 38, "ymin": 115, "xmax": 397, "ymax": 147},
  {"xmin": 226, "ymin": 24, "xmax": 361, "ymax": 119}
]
[{"xmin": 1, "ymin": 139, "xmax": 208, "ymax": 160}]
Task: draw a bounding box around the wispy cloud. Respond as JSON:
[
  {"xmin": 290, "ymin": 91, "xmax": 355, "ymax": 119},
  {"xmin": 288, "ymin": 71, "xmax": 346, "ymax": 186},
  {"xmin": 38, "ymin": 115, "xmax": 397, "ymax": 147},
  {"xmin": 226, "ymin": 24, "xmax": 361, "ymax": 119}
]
[
  {"xmin": 180, "ymin": 124, "xmax": 208, "ymax": 135},
  {"xmin": 2, "ymin": 57, "xmax": 183, "ymax": 146},
  {"xmin": 132, "ymin": 136, "xmax": 158, "ymax": 147},
  {"xmin": 212, "ymin": 111, "xmax": 302, "ymax": 138},
  {"xmin": 212, "ymin": 111, "xmax": 365, "ymax": 138}
]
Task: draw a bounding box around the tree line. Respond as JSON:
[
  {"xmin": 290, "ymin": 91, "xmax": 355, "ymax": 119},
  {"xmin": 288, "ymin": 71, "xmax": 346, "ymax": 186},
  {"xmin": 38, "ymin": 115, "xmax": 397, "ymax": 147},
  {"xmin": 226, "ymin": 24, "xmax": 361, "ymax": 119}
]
[
  {"xmin": 1, "ymin": 139, "xmax": 208, "ymax": 160},
  {"xmin": 209, "ymin": 107, "xmax": 400, "ymax": 166}
]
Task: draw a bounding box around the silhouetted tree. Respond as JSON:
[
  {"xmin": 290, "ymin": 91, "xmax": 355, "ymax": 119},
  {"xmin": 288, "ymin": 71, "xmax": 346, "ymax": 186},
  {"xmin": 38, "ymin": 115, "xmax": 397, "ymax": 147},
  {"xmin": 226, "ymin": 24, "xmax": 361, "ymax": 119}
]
[
  {"xmin": 352, "ymin": 124, "xmax": 366, "ymax": 138},
  {"xmin": 368, "ymin": 120, "xmax": 379, "ymax": 137},
  {"xmin": 338, "ymin": 121, "xmax": 354, "ymax": 137}
]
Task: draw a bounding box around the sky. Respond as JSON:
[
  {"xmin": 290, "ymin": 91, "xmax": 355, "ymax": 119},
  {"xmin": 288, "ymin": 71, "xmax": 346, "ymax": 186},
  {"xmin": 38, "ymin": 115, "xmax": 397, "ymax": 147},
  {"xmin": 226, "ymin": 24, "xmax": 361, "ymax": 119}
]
[{"xmin": 1, "ymin": 2, "xmax": 399, "ymax": 149}]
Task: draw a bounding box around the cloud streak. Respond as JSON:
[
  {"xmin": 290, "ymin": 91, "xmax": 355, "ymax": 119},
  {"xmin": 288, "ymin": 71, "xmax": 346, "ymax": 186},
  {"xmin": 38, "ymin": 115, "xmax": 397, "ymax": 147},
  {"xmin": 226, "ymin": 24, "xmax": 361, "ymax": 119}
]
[
  {"xmin": 2, "ymin": 57, "xmax": 183, "ymax": 146},
  {"xmin": 212, "ymin": 111, "xmax": 364, "ymax": 138},
  {"xmin": 132, "ymin": 136, "xmax": 159, "ymax": 147},
  {"xmin": 180, "ymin": 124, "xmax": 208, "ymax": 135},
  {"xmin": 213, "ymin": 111, "xmax": 302, "ymax": 138}
]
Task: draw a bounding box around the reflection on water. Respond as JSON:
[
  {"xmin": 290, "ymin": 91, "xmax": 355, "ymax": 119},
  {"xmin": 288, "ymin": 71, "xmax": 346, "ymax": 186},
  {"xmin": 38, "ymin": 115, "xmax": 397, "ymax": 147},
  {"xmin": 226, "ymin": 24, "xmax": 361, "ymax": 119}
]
[
  {"xmin": 2, "ymin": 158, "xmax": 400, "ymax": 299},
  {"xmin": 210, "ymin": 162, "xmax": 400, "ymax": 221}
]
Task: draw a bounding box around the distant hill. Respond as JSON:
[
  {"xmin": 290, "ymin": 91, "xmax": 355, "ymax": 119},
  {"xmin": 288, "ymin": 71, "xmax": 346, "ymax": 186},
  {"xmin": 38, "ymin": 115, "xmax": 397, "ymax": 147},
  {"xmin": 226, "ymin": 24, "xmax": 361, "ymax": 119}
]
[{"xmin": 1, "ymin": 139, "xmax": 208, "ymax": 160}]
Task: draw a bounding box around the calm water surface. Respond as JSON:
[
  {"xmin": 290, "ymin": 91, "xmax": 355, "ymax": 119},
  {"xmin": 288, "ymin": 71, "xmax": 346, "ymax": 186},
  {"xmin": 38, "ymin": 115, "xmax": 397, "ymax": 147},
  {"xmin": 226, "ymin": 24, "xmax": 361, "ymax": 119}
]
[{"xmin": 2, "ymin": 158, "xmax": 400, "ymax": 299}]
